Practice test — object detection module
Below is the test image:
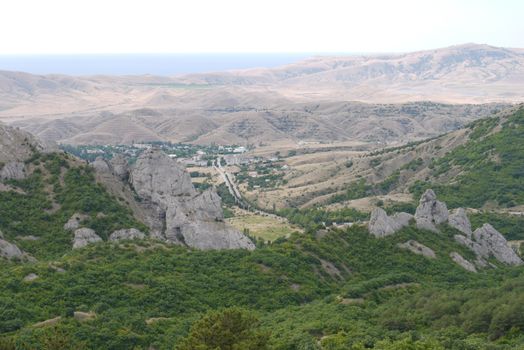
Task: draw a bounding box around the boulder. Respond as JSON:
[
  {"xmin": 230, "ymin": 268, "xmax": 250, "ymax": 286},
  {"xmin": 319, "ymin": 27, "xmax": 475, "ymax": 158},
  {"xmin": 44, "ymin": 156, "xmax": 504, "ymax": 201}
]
[
  {"xmin": 129, "ymin": 149, "xmax": 254, "ymax": 250},
  {"xmin": 397, "ymin": 240, "xmax": 436, "ymax": 258},
  {"xmin": 23, "ymin": 273, "xmax": 39, "ymax": 282},
  {"xmin": 473, "ymin": 224, "xmax": 523, "ymax": 265},
  {"xmin": 450, "ymin": 252, "xmax": 477, "ymax": 272},
  {"xmin": 0, "ymin": 161, "xmax": 26, "ymax": 180},
  {"xmin": 414, "ymin": 189, "xmax": 448, "ymax": 232},
  {"xmin": 0, "ymin": 238, "xmax": 24, "ymax": 260},
  {"xmin": 368, "ymin": 208, "xmax": 412, "ymax": 237},
  {"xmin": 72, "ymin": 228, "xmax": 102, "ymax": 249},
  {"xmin": 448, "ymin": 208, "xmax": 472, "ymax": 236},
  {"xmin": 109, "ymin": 228, "xmax": 146, "ymax": 241},
  {"xmin": 64, "ymin": 213, "xmax": 89, "ymax": 231}
]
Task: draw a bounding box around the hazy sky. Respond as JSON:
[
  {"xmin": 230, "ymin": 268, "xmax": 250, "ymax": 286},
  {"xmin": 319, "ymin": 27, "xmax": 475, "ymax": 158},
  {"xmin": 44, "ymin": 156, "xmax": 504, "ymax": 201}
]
[{"xmin": 1, "ymin": 0, "xmax": 523, "ymax": 54}]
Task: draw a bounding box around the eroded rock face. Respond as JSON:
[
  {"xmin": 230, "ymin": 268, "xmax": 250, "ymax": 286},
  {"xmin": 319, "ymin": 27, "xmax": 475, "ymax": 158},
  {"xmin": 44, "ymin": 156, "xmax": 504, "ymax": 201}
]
[
  {"xmin": 450, "ymin": 252, "xmax": 477, "ymax": 272},
  {"xmin": 448, "ymin": 208, "xmax": 472, "ymax": 236},
  {"xmin": 72, "ymin": 228, "xmax": 102, "ymax": 249},
  {"xmin": 109, "ymin": 154, "xmax": 129, "ymax": 180},
  {"xmin": 0, "ymin": 123, "xmax": 56, "ymax": 164},
  {"xmin": 91, "ymin": 157, "xmax": 111, "ymax": 173},
  {"xmin": 129, "ymin": 149, "xmax": 254, "ymax": 250},
  {"xmin": 473, "ymin": 224, "xmax": 523, "ymax": 265},
  {"xmin": 109, "ymin": 228, "xmax": 146, "ymax": 241},
  {"xmin": 368, "ymin": 208, "xmax": 412, "ymax": 237},
  {"xmin": 0, "ymin": 161, "xmax": 26, "ymax": 180},
  {"xmin": 454, "ymin": 234, "xmax": 489, "ymax": 258},
  {"xmin": 398, "ymin": 240, "xmax": 436, "ymax": 259},
  {"xmin": 415, "ymin": 189, "xmax": 448, "ymax": 232}
]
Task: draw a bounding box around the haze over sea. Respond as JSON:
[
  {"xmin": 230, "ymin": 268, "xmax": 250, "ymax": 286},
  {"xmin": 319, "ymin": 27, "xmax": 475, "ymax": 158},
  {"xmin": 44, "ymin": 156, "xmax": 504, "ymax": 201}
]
[{"xmin": 0, "ymin": 53, "xmax": 325, "ymax": 76}]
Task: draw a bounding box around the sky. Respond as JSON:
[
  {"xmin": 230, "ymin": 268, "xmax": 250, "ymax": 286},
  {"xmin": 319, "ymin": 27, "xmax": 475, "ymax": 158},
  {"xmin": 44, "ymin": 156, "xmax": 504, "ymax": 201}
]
[{"xmin": 0, "ymin": 0, "xmax": 523, "ymax": 55}]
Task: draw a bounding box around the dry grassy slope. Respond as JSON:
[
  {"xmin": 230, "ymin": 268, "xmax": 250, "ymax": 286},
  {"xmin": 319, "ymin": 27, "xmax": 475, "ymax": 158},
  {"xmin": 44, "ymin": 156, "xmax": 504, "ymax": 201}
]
[
  {"xmin": 246, "ymin": 106, "xmax": 522, "ymax": 211},
  {"xmin": 11, "ymin": 102, "xmax": 507, "ymax": 146}
]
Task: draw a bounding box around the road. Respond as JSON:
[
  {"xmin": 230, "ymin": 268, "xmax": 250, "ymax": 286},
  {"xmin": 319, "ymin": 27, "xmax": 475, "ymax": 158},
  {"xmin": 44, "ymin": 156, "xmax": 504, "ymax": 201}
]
[{"xmin": 215, "ymin": 158, "xmax": 288, "ymax": 222}]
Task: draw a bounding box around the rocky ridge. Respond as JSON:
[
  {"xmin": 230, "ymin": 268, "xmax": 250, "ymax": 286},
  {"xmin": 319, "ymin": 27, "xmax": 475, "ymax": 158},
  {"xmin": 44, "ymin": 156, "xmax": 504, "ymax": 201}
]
[
  {"xmin": 368, "ymin": 189, "xmax": 523, "ymax": 271},
  {"xmin": 92, "ymin": 149, "xmax": 255, "ymax": 250}
]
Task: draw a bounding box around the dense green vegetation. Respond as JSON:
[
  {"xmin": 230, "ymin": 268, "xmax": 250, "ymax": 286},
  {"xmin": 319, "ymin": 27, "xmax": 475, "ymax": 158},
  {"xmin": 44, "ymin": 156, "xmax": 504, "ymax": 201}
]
[
  {"xmin": 1, "ymin": 219, "xmax": 522, "ymax": 349},
  {"xmin": 0, "ymin": 153, "xmax": 146, "ymax": 259},
  {"xmin": 411, "ymin": 108, "xmax": 524, "ymax": 209}
]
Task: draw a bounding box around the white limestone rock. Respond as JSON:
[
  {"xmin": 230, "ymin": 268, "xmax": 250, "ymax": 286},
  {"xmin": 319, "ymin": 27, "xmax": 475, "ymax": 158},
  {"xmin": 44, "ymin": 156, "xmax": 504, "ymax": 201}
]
[
  {"xmin": 109, "ymin": 154, "xmax": 129, "ymax": 180},
  {"xmin": 368, "ymin": 208, "xmax": 412, "ymax": 237},
  {"xmin": 414, "ymin": 189, "xmax": 448, "ymax": 232},
  {"xmin": 473, "ymin": 224, "xmax": 523, "ymax": 266},
  {"xmin": 398, "ymin": 240, "xmax": 436, "ymax": 259},
  {"xmin": 23, "ymin": 273, "xmax": 40, "ymax": 282},
  {"xmin": 454, "ymin": 234, "xmax": 489, "ymax": 258},
  {"xmin": 109, "ymin": 228, "xmax": 146, "ymax": 241},
  {"xmin": 91, "ymin": 157, "xmax": 111, "ymax": 173},
  {"xmin": 72, "ymin": 228, "xmax": 102, "ymax": 249},
  {"xmin": 448, "ymin": 208, "xmax": 472, "ymax": 236},
  {"xmin": 0, "ymin": 238, "xmax": 24, "ymax": 260},
  {"xmin": 0, "ymin": 161, "xmax": 26, "ymax": 181},
  {"xmin": 450, "ymin": 252, "xmax": 477, "ymax": 272},
  {"xmin": 64, "ymin": 213, "xmax": 89, "ymax": 231},
  {"xmin": 129, "ymin": 149, "xmax": 254, "ymax": 250}
]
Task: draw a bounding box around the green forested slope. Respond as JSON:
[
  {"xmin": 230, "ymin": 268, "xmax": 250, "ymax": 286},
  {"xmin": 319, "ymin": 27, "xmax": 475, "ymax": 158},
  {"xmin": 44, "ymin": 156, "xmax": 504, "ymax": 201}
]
[
  {"xmin": 0, "ymin": 223, "xmax": 523, "ymax": 349},
  {"xmin": 411, "ymin": 107, "xmax": 524, "ymax": 209}
]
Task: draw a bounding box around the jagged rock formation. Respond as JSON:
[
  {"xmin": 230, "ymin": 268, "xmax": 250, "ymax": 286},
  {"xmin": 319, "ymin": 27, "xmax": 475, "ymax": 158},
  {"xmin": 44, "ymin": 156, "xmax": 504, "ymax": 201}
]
[
  {"xmin": 414, "ymin": 189, "xmax": 449, "ymax": 232},
  {"xmin": 128, "ymin": 149, "xmax": 254, "ymax": 250},
  {"xmin": 0, "ymin": 122, "xmax": 56, "ymax": 163},
  {"xmin": 397, "ymin": 240, "xmax": 436, "ymax": 259},
  {"xmin": 0, "ymin": 161, "xmax": 26, "ymax": 180},
  {"xmin": 72, "ymin": 228, "xmax": 102, "ymax": 249},
  {"xmin": 448, "ymin": 208, "xmax": 472, "ymax": 236},
  {"xmin": 473, "ymin": 224, "xmax": 522, "ymax": 266},
  {"xmin": 64, "ymin": 213, "xmax": 89, "ymax": 231},
  {"xmin": 369, "ymin": 189, "xmax": 522, "ymax": 268},
  {"xmin": 368, "ymin": 208, "xmax": 412, "ymax": 237},
  {"xmin": 450, "ymin": 252, "xmax": 477, "ymax": 272},
  {"xmin": 109, "ymin": 228, "xmax": 146, "ymax": 241}
]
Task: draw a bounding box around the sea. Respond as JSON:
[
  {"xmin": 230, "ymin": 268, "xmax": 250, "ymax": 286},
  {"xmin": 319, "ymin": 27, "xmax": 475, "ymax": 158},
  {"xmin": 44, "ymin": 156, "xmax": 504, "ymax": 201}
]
[{"xmin": 0, "ymin": 53, "xmax": 323, "ymax": 76}]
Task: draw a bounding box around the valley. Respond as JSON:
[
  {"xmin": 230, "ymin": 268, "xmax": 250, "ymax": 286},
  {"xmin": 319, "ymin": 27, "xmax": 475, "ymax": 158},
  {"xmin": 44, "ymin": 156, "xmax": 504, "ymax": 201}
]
[{"xmin": 1, "ymin": 43, "xmax": 524, "ymax": 349}]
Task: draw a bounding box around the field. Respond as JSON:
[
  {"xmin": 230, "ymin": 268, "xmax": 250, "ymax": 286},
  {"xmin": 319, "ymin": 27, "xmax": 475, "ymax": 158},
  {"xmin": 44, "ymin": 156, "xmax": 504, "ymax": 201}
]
[{"xmin": 226, "ymin": 209, "xmax": 302, "ymax": 242}]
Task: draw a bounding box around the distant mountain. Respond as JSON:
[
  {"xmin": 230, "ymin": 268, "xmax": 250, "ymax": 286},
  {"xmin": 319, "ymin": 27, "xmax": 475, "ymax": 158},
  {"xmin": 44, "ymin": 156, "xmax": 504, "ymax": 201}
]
[
  {"xmin": 1, "ymin": 44, "xmax": 523, "ymax": 146},
  {"xmin": 177, "ymin": 43, "xmax": 524, "ymax": 103}
]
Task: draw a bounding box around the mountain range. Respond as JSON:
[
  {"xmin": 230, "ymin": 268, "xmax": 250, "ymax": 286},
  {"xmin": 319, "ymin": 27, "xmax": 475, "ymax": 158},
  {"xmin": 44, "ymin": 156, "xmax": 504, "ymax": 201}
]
[{"xmin": 1, "ymin": 43, "xmax": 523, "ymax": 146}]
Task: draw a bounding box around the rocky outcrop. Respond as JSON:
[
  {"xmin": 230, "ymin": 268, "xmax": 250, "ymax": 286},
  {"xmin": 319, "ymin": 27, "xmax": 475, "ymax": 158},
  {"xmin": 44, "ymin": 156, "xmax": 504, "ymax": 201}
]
[
  {"xmin": 454, "ymin": 234, "xmax": 489, "ymax": 258},
  {"xmin": 0, "ymin": 238, "xmax": 24, "ymax": 260},
  {"xmin": 448, "ymin": 208, "xmax": 472, "ymax": 236},
  {"xmin": 0, "ymin": 122, "xmax": 56, "ymax": 163},
  {"xmin": 72, "ymin": 228, "xmax": 102, "ymax": 249},
  {"xmin": 398, "ymin": 240, "xmax": 436, "ymax": 258},
  {"xmin": 109, "ymin": 228, "xmax": 146, "ymax": 241},
  {"xmin": 414, "ymin": 189, "xmax": 448, "ymax": 232},
  {"xmin": 91, "ymin": 157, "xmax": 111, "ymax": 173},
  {"xmin": 129, "ymin": 149, "xmax": 254, "ymax": 250},
  {"xmin": 64, "ymin": 213, "xmax": 89, "ymax": 231},
  {"xmin": 473, "ymin": 224, "xmax": 522, "ymax": 265},
  {"xmin": 368, "ymin": 208, "xmax": 412, "ymax": 237},
  {"xmin": 109, "ymin": 154, "xmax": 129, "ymax": 180},
  {"xmin": 0, "ymin": 161, "xmax": 26, "ymax": 180},
  {"xmin": 450, "ymin": 252, "xmax": 477, "ymax": 272}
]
